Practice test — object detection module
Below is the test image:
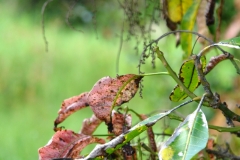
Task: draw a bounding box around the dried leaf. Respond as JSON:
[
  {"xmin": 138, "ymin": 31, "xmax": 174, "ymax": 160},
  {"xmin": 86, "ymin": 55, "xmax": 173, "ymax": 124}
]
[
  {"xmin": 54, "ymin": 92, "xmax": 89, "ymax": 130},
  {"xmin": 88, "ymin": 74, "xmax": 143, "ymax": 122},
  {"xmin": 38, "ymin": 130, "xmax": 105, "ymax": 160},
  {"xmin": 80, "ymin": 114, "xmax": 102, "ymax": 135},
  {"xmin": 111, "ymin": 111, "xmax": 132, "ymax": 136},
  {"xmin": 197, "ymin": 0, "xmax": 213, "ymax": 45},
  {"xmin": 140, "ymin": 114, "xmax": 157, "ymax": 159}
]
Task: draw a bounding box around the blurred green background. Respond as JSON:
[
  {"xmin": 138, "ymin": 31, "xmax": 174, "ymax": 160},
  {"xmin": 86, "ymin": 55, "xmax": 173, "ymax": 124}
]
[{"xmin": 1, "ymin": 0, "xmax": 240, "ymax": 159}]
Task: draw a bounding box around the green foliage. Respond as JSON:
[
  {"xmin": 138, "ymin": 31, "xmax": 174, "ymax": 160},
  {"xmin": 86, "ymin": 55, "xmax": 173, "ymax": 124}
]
[
  {"xmin": 170, "ymin": 56, "xmax": 206, "ymax": 102},
  {"xmin": 159, "ymin": 97, "xmax": 208, "ymax": 160}
]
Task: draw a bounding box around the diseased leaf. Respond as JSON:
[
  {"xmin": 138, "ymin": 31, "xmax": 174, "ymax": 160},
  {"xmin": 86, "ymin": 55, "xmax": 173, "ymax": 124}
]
[
  {"xmin": 164, "ymin": 0, "xmax": 193, "ymax": 23},
  {"xmin": 38, "ymin": 130, "xmax": 105, "ymax": 160},
  {"xmin": 111, "ymin": 111, "xmax": 132, "ymax": 136},
  {"xmin": 80, "ymin": 114, "xmax": 102, "ymax": 135},
  {"xmin": 159, "ymin": 109, "xmax": 208, "ymax": 160},
  {"xmin": 88, "ymin": 74, "xmax": 143, "ymax": 123},
  {"xmin": 180, "ymin": 0, "xmax": 201, "ymax": 57},
  {"xmin": 197, "ymin": 0, "xmax": 213, "ymax": 45},
  {"xmin": 54, "ymin": 92, "xmax": 89, "ymax": 130},
  {"xmin": 205, "ymin": 0, "xmax": 215, "ymax": 26},
  {"xmin": 54, "ymin": 74, "xmax": 142, "ymax": 130},
  {"xmin": 170, "ymin": 56, "xmax": 206, "ymax": 102},
  {"xmin": 84, "ymin": 102, "xmax": 192, "ymax": 159},
  {"xmin": 163, "ymin": 0, "xmax": 194, "ymax": 31}
]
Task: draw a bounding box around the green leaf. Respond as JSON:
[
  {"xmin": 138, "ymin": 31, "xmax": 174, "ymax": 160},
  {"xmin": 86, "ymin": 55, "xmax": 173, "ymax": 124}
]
[
  {"xmin": 169, "ymin": 56, "xmax": 206, "ymax": 102},
  {"xmin": 180, "ymin": 0, "xmax": 201, "ymax": 58},
  {"xmin": 216, "ymin": 37, "xmax": 240, "ymax": 49},
  {"xmin": 159, "ymin": 108, "xmax": 208, "ymax": 160}
]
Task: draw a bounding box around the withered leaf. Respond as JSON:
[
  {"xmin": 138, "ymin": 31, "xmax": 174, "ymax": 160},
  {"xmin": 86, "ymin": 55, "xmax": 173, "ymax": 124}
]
[
  {"xmin": 80, "ymin": 114, "xmax": 102, "ymax": 135},
  {"xmin": 88, "ymin": 74, "xmax": 143, "ymax": 123},
  {"xmin": 111, "ymin": 111, "xmax": 132, "ymax": 136},
  {"xmin": 38, "ymin": 130, "xmax": 105, "ymax": 160},
  {"xmin": 54, "ymin": 92, "xmax": 89, "ymax": 130}
]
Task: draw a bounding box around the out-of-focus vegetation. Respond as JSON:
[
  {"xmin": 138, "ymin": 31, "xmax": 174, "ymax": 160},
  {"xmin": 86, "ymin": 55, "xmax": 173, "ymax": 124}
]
[
  {"xmin": 0, "ymin": 1, "xmax": 172, "ymax": 159},
  {"xmin": 1, "ymin": 0, "xmax": 240, "ymax": 159}
]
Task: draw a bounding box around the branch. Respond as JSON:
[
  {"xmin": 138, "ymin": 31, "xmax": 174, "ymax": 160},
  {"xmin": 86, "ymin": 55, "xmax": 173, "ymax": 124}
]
[
  {"xmin": 154, "ymin": 46, "xmax": 197, "ymax": 99},
  {"xmin": 206, "ymin": 143, "xmax": 240, "ymax": 160}
]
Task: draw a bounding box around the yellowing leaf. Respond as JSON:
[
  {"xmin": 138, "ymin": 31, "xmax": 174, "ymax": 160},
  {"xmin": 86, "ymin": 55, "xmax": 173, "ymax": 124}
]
[
  {"xmin": 166, "ymin": 0, "xmax": 193, "ymax": 23},
  {"xmin": 181, "ymin": 0, "xmax": 201, "ymax": 58}
]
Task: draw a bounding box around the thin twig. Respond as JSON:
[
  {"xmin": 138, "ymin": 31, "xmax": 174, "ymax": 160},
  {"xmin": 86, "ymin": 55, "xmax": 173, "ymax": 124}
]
[
  {"xmin": 65, "ymin": 1, "xmax": 83, "ymax": 33},
  {"xmin": 41, "ymin": 0, "xmax": 53, "ymax": 52},
  {"xmin": 116, "ymin": 21, "xmax": 125, "ymax": 75}
]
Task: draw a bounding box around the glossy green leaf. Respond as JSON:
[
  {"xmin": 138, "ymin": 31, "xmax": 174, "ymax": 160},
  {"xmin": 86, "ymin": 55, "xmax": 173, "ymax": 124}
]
[
  {"xmin": 180, "ymin": 0, "xmax": 201, "ymax": 58},
  {"xmin": 215, "ymin": 37, "xmax": 240, "ymax": 49},
  {"xmin": 159, "ymin": 108, "xmax": 208, "ymax": 160},
  {"xmin": 170, "ymin": 56, "xmax": 206, "ymax": 102}
]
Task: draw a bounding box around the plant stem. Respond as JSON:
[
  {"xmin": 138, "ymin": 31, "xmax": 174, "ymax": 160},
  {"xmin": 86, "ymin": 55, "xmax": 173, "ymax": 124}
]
[
  {"xmin": 139, "ymin": 72, "xmax": 169, "ymax": 77},
  {"xmin": 153, "ymin": 46, "xmax": 197, "ymax": 99},
  {"xmin": 168, "ymin": 113, "xmax": 240, "ymax": 133}
]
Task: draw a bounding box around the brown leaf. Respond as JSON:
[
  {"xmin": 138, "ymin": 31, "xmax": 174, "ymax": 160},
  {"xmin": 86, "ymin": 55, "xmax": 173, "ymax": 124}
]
[
  {"xmin": 196, "ymin": 0, "xmax": 212, "ymax": 45},
  {"xmin": 140, "ymin": 114, "xmax": 157, "ymax": 160},
  {"xmin": 111, "ymin": 111, "xmax": 132, "ymax": 136},
  {"xmin": 88, "ymin": 74, "xmax": 143, "ymax": 123},
  {"xmin": 38, "ymin": 130, "xmax": 105, "ymax": 160},
  {"xmin": 54, "ymin": 92, "xmax": 89, "ymax": 130},
  {"xmin": 80, "ymin": 114, "xmax": 102, "ymax": 135}
]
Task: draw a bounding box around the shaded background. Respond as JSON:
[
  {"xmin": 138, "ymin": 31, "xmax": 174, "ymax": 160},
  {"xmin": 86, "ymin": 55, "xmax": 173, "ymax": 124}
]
[{"xmin": 1, "ymin": 0, "xmax": 240, "ymax": 159}]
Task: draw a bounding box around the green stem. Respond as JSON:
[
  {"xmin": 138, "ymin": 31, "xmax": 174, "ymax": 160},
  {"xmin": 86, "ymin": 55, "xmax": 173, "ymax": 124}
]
[
  {"xmin": 168, "ymin": 113, "xmax": 240, "ymax": 133},
  {"xmin": 208, "ymin": 125, "xmax": 240, "ymax": 133},
  {"xmin": 153, "ymin": 46, "xmax": 197, "ymax": 99},
  {"xmin": 139, "ymin": 72, "xmax": 169, "ymax": 77},
  {"xmin": 234, "ymin": 58, "xmax": 240, "ymax": 63}
]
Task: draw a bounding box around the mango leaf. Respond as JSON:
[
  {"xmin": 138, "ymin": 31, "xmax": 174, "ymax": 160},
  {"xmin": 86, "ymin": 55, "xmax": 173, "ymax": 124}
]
[
  {"xmin": 165, "ymin": 0, "xmax": 193, "ymax": 23},
  {"xmin": 170, "ymin": 56, "xmax": 206, "ymax": 102},
  {"xmin": 54, "ymin": 92, "xmax": 89, "ymax": 130},
  {"xmin": 88, "ymin": 74, "xmax": 143, "ymax": 123},
  {"xmin": 80, "ymin": 114, "xmax": 102, "ymax": 135},
  {"xmin": 215, "ymin": 37, "xmax": 240, "ymax": 49},
  {"xmin": 159, "ymin": 108, "xmax": 208, "ymax": 160},
  {"xmin": 38, "ymin": 130, "xmax": 105, "ymax": 160},
  {"xmin": 54, "ymin": 74, "xmax": 142, "ymax": 130},
  {"xmin": 111, "ymin": 111, "xmax": 132, "ymax": 136},
  {"xmin": 180, "ymin": 0, "xmax": 201, "ymax": 58},
  {"xmin": 196, "ymin": 0, "xmax": 212, "ymax": 45},
  {"xmin": 84, "ymin": 101, "xmax": 192, "ymax": 159}
]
